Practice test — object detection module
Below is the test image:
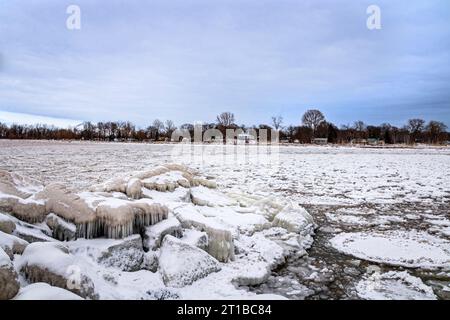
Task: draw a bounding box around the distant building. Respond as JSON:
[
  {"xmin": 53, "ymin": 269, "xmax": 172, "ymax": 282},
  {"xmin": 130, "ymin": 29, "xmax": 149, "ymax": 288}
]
[
  {"xmin": 236, "ymin": 133, "xmax": 256, "ymax": 145},
  {"xmin": 367, "ymin": 138, "xmax": 385, "ymax": 146},
  {"xmin": 312, "ymin": 138, "xmax": 328, "ymax": 145},
  {"xmin": 351, "ymin": 138, "xmax": 367, "ymax": 145}
]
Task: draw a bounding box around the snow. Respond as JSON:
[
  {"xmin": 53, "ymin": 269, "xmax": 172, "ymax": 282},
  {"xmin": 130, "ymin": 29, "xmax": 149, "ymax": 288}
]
[
  {"xmin": 356, "ymin": 271, "xmax": 437, "ymax": 300},
  {"xmin": 272, "ymin": 203, "xmax": 315, "ymax": 235},
  {"xmin": 190, "ymin": 186, "xmax": 237, "ymax": 207},
  {"xmin": 144, "ymin": 216, "xmax": 182, "ymax": 250},
  {"xmin": 158, "ymin": 236, "xmax": 221, "ymax": 288},
  {"xmin": 1, "ymin": 141, "xmax": 450, "ymax": 300},
  {"xmin": 17, "ymin": 242, "xmax": 76, "ymax": 277},
  {"xmin": 13, "ymin": 222, "xmax": 56, "ymax": 243},
  {"xmin": 196, "ymin": 206, "xmax": 270, "ymax": 235},
  {"xmin": 142, "ymin": 187, "xmax": 191, "ymax": 204},
  {"xmin": 0, "ymin": 246, "xmax": 11, "ymax": 267},
  {"xmin": 330, "ymin": 230, "xmax": 450, "ymax": 269},
  {"xmin": 0, "ymin": 230, "xmax": 29, "ymax": 257},
  {"xmin": 13, "ymin": 283, "xmax": 84, "ymax": 300},
  {"xmin": 181, "ymin": 229, "xmax": 208, "ymax": 249},
  {"xmin": 143, "ymin": 170, "xmax": 188, "ymax": 191}
]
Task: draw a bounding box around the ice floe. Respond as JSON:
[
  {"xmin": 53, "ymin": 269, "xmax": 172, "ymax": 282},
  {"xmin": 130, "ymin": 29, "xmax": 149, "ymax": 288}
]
[{"xmin": 330, "ymin": 230, "xmax": 450, "ymax": 269}]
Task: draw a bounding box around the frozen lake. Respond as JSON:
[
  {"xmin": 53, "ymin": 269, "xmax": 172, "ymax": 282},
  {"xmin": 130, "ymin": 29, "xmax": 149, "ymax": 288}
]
[{"xmin": 1, "ymin": 140, "xmax": 449, "ymax": 299}]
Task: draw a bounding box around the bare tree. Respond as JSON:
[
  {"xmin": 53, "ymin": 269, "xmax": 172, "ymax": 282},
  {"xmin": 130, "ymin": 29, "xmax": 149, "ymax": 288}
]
[
  {"xmin": 216, "ymin": 112, "xmax": 235, "ymax": 127},
  {"xmin": 153, "ymin": 119, "xmax": 164, "ymax": 133},
  {"xmin": 406, "ymin": 119, "xmax": 425, "ymax": 134},
  {"xmin": 164, "ymin": 120, "xmax": 176, "ymax": 136},
  {"xmin": 151, "ymin": 119, "xmax": 164, "ymax": 140},
  {"xmin": 353, "ymin": 121, "xmax": 366, "ymax": 132},
  {"xmin": 302, "ymin": 110, "xmax": 325, "ymax": 134},
  {"xmin": 426, "ymin": 121, "xmax": 447, "ymax": 144},
  {"xmin": 271, "ymin": 116, "xmax": 283, "ymax": 130},
  {"xmin": 406, "ymin": 118, "xmax": 425, "ymax": 143}
]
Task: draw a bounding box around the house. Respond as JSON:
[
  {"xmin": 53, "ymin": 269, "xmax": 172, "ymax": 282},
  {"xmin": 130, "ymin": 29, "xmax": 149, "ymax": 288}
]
[
  {"xmin": 236, "ymin": 133, "xmax": 256, "ymax": 145},
  {"xmin": 351, "ymin": 138, "xmax": 368, "ymax": 145},
  {"xmin": 367, "ymin": 138, "xmax": 385, "ymax": 146},
  {"xmin": 312, "ymin": 138, "xmax": 328, "ymax": 145}
]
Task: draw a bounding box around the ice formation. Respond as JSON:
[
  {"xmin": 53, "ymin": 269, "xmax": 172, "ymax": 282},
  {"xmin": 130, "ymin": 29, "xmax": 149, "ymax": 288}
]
[
  {"xmin": 173, "ymin": 204, "xmax": 235, "ymax": 262},
  {"xmin": 0, "ymin": 163, "xmax": 316, "ymax": 300},
  {"xmin": 330, "ymin": 230, "xmax": 450, "ymax": 269},
  {"xmin": 0, "ymin": 230, "xmax": 29, "ymax": 258},
  {"xmin": 0, "ymin": 212, "xmax": 16, "ymax": 234},
  {"xmin": 0, "ymin": 247, "xmax": 20, "ymax": 300},
  {"xmin": 144, "ymin": 216, "xmax": 183, "ymax": 251},
  {"xmin": 68, "ymin": 235, "xmax": 145, "ymax": 272},
  {"xmin": 355, "ymin": 271, "xmax": 437, "ymax": 300},
  {"xmin": 18, "ymin": 242, "xmax": 98, "ymax": 299},
  {"xmin": 45, "ymin": 213, "xmax": 76, "ymax": 241},
  {"xmin": 158, "ymin": 235, "xmax": 221, "ymax": 288},
  {"xmin": 0, "ymin": 170, "xmax": 46, "ymax": 223}
]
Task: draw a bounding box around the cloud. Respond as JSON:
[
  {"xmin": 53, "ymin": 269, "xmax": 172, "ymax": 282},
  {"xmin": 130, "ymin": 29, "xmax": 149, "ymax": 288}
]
[{"xmin": 0, "ymin": 0, "xmax": 449, "ymax": 127}]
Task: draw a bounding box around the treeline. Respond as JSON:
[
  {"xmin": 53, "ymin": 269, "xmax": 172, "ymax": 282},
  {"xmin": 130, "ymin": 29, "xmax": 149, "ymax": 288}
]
[{"xmin": 0, "ymin": 110, "xmax": 449, "ymax": 145}]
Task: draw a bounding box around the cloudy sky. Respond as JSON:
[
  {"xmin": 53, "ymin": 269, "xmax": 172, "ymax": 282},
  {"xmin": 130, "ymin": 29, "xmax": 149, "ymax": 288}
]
[{"xmin": 0, "ymin": 0, "xmax": 449, "ymax": 128}]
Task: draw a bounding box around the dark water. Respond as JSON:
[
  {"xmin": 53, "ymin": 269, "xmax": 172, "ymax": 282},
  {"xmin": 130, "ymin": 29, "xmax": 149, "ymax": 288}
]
[{"xmin": 247, "ymin": 202, "xmax": 450, "ymax": 300}]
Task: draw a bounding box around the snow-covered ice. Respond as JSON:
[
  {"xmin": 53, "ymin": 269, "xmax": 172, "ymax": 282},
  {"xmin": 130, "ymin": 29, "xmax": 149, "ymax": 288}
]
[
  {"xmin": 356, "ymin": 271, "xmax": 437, "ymax": 300},
  {"xmin": 1, "ymin": 140, "xmax": 449, "ymax": 300},
  {"xmin": 329, "ymin": 230, "xmax": 450, "ymax": 269}
]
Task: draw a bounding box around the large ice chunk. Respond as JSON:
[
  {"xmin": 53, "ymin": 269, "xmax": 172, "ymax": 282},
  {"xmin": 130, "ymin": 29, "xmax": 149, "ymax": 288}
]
[
  {"xmin": 356, "ymin": 271, "xmax": 437, "ymax": 300},
  {"xmin": 158, "ymin": 236, "xmax": 221, "ymax": 288}
]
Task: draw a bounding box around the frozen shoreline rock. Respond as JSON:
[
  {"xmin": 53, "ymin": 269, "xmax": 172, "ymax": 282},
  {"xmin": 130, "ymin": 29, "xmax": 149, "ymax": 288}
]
[
  {"xmin": 272, "ymin": 203, "xmax": 315, "ymax": 236},
  {"xmin": 233, "ymin": 233, "xmax": 286, "ymax": 287},
  {"xmin": 190, "ymin": 186, "xmax": 236, "ymax": 207},
  {"xmin": 13, "ymin": 283, "xmax": 84, "ymax": 300},
  {"xmin": 36, "ymin": 183, "xmax": 97, "ymax": 237},
  {"xmin": 97, "ymin": 235, "xmax": 145, "ymax": 272},
  {"xmin": 144, "ymin": 217, "xmax": 183, "ymax": 251},
  {"xmin": 68, "ymin": 235, "xmax": 145, "ymax": 272},
  {"xmin": 159, "ymin": 236, "xmax": 221, "ymax": 288},
  {"xmin": 18, "ymin": 242, "xmax": 98, "ymax": 299},
  {"xmin": 13, "ymin": 222, "xmax": 55, "ymax": 243},
  {"xmin": 0, "ymin": 213, "xmax": 16, "ymax": 234},
  {"xmin": 0, "ymin": 171, "xmax": 46, "ymax": 223},
  {"xmin": 45, "ymin": 213, "xmax": 76, "ymax": 241},
  {"xmin": 174, "ymin": 205, "xmax": 235, "ymax": 262},
  {"xmin": 181, "ymin": 229, "xmax": 208, "ymax": 251},
  {"xmin": 0, "ymin": 163, "xmax": 317, "ymax": 300},
  {"xmin": 126, "ymin": 178, "xmax": 142, "ymax": 200},
  {"xmin": 0, "ymin": 247, "xmax": 20, "ymax": 300},
  {"xmin": 0, "ymin": 230, "xmax": 29, "ymax": 259}
]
